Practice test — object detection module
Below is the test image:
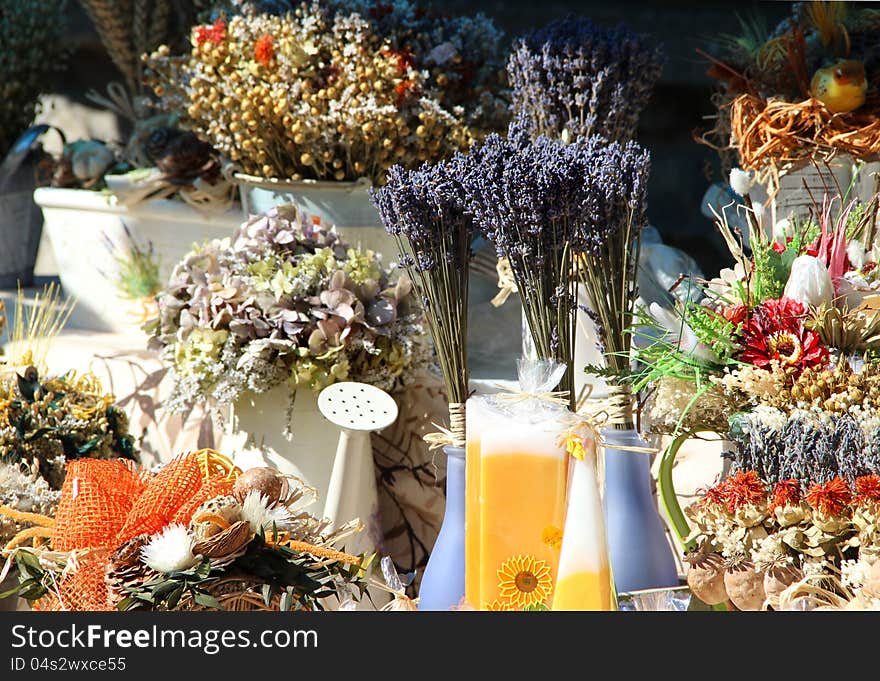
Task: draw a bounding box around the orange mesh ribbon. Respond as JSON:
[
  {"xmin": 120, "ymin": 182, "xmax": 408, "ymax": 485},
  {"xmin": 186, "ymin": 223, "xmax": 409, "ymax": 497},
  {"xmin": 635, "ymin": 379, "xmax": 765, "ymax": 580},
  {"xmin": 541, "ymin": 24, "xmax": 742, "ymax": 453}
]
[{"xmin": 34, "ymin": 451, "xmax": 241, "ymax": 611}]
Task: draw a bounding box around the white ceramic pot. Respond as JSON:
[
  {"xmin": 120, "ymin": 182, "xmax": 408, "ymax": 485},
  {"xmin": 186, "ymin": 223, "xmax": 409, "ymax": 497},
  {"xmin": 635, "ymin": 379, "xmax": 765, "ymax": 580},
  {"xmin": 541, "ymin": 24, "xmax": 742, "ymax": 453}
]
[
  {"xmin": 34, "ymin": 187, "xmax": 242, "ymax": 333},
  {"xmin": 235, "ymin": 173, "xmax": 398, "ymax": 260},
  {"xmin": 751, "ymin": 156, "xmax": 880, "ymax": 226},
  {"xmin": 225, "ymin": 385, "xmax": 381, "ymax": 545}
]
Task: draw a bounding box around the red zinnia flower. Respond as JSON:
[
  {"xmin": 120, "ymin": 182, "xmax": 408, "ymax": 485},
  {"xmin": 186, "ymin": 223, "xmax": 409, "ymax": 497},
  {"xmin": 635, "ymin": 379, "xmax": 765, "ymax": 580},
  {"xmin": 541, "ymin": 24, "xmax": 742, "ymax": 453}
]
[
  {"xmin": 254, "ymin": 35, "xmax": 274, "ymax": 66},
  {"xmin": 806, "ymin": 477, "xmax": 852, "ymax": 517},
  {"xmin": 769, "ymin": 479, "xmax": 801, "ymax": 511},
  {"xmin": 736, "ymin": 297, "xmax": 828, "ymax": 373},
  {"xmin": 854, "ymin": 474, "xmax": 880, "ymax": 505},
  {"xmin": 723, "ymin": 470, "xmax": 767, "ymax": 513}
]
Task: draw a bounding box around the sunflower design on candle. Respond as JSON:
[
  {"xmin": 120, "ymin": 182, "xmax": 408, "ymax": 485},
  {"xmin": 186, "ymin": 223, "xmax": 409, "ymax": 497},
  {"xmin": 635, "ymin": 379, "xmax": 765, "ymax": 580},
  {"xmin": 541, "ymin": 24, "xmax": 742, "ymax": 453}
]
[
  {"xmin": 496, "ymin": 554, "xmax": 553, "ymax": 608},
  {"xmin": 485, "ymin": 600, "xmax": 513, "ymax": 612}
]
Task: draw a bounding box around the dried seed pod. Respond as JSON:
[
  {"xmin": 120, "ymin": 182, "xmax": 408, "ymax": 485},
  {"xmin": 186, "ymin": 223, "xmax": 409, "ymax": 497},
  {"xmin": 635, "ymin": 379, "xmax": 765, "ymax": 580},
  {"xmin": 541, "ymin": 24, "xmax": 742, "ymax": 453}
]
[
  {"xmin": 192, "ymin": 520, "xmax": 254, "ymax": 561},
  {"xmin": 762, "ymin": 564, "xmax": 803, "ymax": 609},
  {"xmin": 724, "ymin": 561, "xmax": 766, "ymax": 611},
  {"xmin": 190, "ymin": 495, "xmax": 242, "ymax": 541},
  {"xmin": 232, "ymin": 467, "xmax": 287, "ymax": 505},
  {"xmin": 684, "ymin": 551, "xmax": 728, "ymax": 605},
  {"xmin": 863, "ymin": 561, "xmax": 880, "ymax": 600}
]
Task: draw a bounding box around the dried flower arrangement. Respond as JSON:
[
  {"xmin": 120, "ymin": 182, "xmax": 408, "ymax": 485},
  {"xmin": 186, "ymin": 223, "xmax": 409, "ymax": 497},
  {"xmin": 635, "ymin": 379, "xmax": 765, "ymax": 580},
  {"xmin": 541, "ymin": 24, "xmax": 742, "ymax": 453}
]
[
  {"xmin": 39, "ymin": 2, "xmax": 233, "ymax": 206},
  {"xmin": 371, "ymin": 157, "xmax": 474, "ymax": 446},
  {"xmin": 0, "ymin": 285, "xmax": 137, "ymax": 547},
  {"xmin": 700, "ymin": 2, "xmax": 880, "ymax": 172},
  {"xmin": 638, "ymin": 192, "xmax": 880, "ymax": 608},
  {"xmin": 1, "ymin": 453, "xmax": 370, "ymax": 611},
  {"xmin": 454, "ymin": 127, "xmax": 650, "ymax": 411},
  {"xmin": 143, "ymin": 1, "xmax": 507, "ymax": 184},
  {"xmin": 146, "ymin": 203, "xmax": 427, "ymax": 413},
  {"xmin": 0, "ymin": 1, "xmax": 70, "ymax": 157},
  {"xmin": 507, "ymin": 16, "xmax": 663, "ymax": 143}
]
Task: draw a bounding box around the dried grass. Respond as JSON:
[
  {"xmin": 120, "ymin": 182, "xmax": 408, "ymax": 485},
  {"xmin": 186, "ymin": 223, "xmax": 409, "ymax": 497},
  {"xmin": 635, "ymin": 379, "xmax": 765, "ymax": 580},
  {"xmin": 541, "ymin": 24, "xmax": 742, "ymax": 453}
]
[{"xmin": 731, "ymin": 93, "xmax": 880, "ymax": 171}]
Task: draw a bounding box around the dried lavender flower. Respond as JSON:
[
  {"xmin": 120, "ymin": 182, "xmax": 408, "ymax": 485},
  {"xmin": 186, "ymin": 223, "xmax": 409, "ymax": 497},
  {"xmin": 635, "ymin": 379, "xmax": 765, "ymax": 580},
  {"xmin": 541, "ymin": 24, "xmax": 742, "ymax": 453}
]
[
  {"xmin": 371, "ymin": 158, "xmax": 475, "ymax": 443},
  {"xmin": 507, "ymin": 16, "xmax": 664, "ymax": 143},
  {"xmin": 458, "ymin": 128, "xmax": 650, "ymax": 409}
]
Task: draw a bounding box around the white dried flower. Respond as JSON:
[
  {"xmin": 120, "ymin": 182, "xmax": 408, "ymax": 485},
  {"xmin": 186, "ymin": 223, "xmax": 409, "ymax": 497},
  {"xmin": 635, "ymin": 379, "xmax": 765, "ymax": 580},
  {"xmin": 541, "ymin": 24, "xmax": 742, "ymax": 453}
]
[
  {"xmin": 241, "ymin": 490, "xmax": 292, "ymax": 534},
  {"xmin": 140, "ymin": 524, "xmax": 198, "ymax": 573},
  {"xmin": 784, "ymin": 255, "xmax": 834, "ymax": 308},
  {"xmin": 729, "ymin": 167, "xmax": 755, "ymax": 197},
  {"xmin": 841, "ymin": 559, "xmax": 872, "ymax": 590},
  {"xmin": 772, "ymin": 218, "xmax": 794, "ymax": 242}
]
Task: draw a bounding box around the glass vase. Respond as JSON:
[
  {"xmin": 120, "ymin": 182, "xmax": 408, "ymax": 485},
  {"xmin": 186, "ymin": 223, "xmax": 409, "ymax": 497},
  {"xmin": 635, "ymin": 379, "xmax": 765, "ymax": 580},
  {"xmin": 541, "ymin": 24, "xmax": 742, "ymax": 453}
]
[
  {"xmin": 418, "ymin": 446, "xmax": 465, "ymax": 610},
  {"xmin": 602, "ymin": 428, "xmax": 679, "ymax": 593}
]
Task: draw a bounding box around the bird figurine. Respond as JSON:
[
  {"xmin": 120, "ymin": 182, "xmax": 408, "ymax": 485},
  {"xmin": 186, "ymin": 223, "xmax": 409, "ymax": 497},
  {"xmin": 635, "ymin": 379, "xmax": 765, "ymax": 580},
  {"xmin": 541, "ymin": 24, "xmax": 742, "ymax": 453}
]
[{"xmin": 810, "ymin": 59, "xmax": 867, "ymax": 114}]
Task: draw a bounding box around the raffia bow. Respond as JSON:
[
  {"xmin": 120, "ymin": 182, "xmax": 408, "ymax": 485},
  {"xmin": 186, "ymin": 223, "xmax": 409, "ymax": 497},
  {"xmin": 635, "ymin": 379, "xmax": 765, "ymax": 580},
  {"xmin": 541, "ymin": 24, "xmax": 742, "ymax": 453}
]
[{"xmin": 490, "ymin": 257, "xmax": 519, "ymax": 307}]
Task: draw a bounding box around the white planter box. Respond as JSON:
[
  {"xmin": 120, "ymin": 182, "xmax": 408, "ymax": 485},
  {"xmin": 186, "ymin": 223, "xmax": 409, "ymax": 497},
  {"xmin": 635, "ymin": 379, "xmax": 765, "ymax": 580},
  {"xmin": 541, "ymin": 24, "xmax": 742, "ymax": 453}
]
[
  {"xmin": 236, "ymin": 173, "xmax": 399, "ymax": 261},
  {"xmin": 34, "ymin": 187, "xmax": 242, "ymax": 333}
]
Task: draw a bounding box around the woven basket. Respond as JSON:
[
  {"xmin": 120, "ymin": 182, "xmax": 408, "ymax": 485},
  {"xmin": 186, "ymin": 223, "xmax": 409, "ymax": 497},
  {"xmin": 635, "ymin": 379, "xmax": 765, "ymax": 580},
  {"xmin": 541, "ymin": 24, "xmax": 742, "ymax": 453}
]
[{"xmin": 173, "ymin": 575, "xmax": 305, "ymax": 612}]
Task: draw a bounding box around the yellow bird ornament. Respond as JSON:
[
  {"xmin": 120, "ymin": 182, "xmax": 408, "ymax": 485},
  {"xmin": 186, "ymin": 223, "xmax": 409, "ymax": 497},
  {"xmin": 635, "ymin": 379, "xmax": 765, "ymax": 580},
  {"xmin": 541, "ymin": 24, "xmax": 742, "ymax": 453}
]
[{"xmin": 810, "ymin": 59, "xmax": 867, "ymax": 114}]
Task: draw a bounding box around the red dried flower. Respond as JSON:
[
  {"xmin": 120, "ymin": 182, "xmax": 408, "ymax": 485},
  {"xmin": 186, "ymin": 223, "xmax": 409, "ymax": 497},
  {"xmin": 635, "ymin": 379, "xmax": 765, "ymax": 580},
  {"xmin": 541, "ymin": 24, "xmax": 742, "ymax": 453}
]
[
  {"xmin": 699, "ymin": 480, "xmax": 729, "ymax": 508},
  {"xmin": 854, "ymin": 474, "xmax": 880, "ymax": 505},
  {"xmin": 254, "ymin": 35, "xmax": 274, "ymax": 66},
  {"xmin": 723, "ymin": 470, "xmax": 767, "ymax": 513},
  {"xmin": 195, "ymin": 17, "xmax": 226, "ymax": 46},
  {"xmin": 769, "ymin": 479, "xmax": 801, "ymax": 510},
  {"xmin": 806, "ymin": 477, "xmax": 852, "ymax": 517},
  {"xmin": 395, "ymin": 79, "xmax": 416, "ymax": 105},
  {"xmin": 736, "ymin": 297, "xmax": 828, "ymax": 373},
  {"xmin": 721, "ymin": 304, "xmax": 748, "ymax": 326}
]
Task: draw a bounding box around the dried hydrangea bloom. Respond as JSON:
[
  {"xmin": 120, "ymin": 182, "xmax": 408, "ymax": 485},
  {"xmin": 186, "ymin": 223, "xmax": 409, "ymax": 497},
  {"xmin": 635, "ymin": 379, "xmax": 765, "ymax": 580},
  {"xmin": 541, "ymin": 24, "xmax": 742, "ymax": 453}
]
[{"xmin": 148, "ymin": 204, "xmax": 428, "ymax": 411}]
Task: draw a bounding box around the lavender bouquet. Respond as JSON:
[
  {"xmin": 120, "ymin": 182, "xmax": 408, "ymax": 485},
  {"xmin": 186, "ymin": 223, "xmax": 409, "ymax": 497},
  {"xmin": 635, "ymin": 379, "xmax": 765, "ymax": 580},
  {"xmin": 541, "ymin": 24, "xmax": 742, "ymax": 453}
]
[
  {"xmin": 507, "ymin": 16, "xmax": 663, "ymax": 143},
  {"xmin": 371, "ymin": 159, "xmax": 474, "ymax": 447},
  {"xmin": 574, "ymin": 140, "xmax": 651, "ymax": 427},
  {"xmin": 146, "ymin": 205, "xmax": 428, "ymax": 412},
  {"xmin": 458, "ymin": 128, "xmax": 645, "ymax": 410}
]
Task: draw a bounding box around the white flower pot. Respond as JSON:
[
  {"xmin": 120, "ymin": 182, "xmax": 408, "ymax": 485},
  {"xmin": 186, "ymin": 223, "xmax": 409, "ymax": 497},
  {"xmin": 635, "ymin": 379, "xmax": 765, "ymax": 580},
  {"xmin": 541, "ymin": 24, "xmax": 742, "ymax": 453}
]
[
  {"xmin": 751, "ymin": 156, "xmax": 880, "ymax": 226},
  {"xmin": 34, "ymin": 187, "xmax": 242, "ymax": 333},
  {"xmin": 235, "ymin": 173, "xmax": 398, "ymax": 261},
  {"xmin": 226, "ymin": 385, "xmax": 382, "ymax": 550}
]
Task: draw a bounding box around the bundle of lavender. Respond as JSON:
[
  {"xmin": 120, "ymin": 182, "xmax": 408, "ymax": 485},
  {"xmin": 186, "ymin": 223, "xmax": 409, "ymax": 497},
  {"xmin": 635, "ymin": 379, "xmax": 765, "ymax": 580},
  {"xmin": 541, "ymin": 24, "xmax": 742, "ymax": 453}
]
[
  {"xmin": 507, "ymin": 16, "xmax": 663, "ymax": 143},
  {"xmin": 457, "ymin": 127, "xmax": 650, "ymax": 411},
  {"xmin": 371, "ymin": 158, "xmax": 475, "ymax": 446}
]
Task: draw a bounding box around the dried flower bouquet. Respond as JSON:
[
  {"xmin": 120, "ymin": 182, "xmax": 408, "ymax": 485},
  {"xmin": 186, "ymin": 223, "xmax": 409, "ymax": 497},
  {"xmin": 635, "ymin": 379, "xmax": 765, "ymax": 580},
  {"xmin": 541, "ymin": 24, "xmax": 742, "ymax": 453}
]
[
  {"xmin": 147, "ymin": 204, "xmax": 427, "ymax": 412},
  {"xmin": 145, "ymin": 1, "xmax": 507, "ymax": 185},
  {"xmin": 640, "ymin": 193, "xmax": 880, "ymax": 608}
]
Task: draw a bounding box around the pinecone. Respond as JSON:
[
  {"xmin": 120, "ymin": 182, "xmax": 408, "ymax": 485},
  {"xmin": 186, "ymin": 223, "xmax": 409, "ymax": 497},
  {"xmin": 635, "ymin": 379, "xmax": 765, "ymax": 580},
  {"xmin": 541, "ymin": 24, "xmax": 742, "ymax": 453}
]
[
  {"xmin": 148, "ymin": 129, "xmax": 218, "ymax": 186},
  {"xmin": 105, "ymin": 533, "xmax": 158, "ymax": 606}
]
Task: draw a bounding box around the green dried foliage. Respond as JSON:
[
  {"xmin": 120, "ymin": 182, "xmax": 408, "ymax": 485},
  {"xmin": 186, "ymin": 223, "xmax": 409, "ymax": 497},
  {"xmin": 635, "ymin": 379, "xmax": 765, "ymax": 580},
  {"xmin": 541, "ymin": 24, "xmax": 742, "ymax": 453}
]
[
  {"xmin": 0, "ymin": 0, "xmax": 70, "ymax": 156},
  {"xmin": 686, "ymin": 303, "xmax": 742, "ymax": 363}
]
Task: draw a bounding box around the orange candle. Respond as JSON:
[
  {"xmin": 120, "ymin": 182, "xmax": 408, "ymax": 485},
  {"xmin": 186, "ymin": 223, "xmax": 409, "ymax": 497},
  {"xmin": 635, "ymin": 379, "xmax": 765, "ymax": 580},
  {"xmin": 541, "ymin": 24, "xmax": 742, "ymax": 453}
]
[{"xmin": 478, "ymin": 420, "xmax": 567, "ymax": 610}]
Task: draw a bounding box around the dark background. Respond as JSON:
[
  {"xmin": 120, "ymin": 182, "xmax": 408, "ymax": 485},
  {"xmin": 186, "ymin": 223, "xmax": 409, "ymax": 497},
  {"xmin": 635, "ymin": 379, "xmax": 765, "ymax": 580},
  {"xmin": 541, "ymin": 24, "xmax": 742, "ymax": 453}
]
[{"xmin": 55, "ymin": 0, "xmax": 801, "ymax": 276}]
